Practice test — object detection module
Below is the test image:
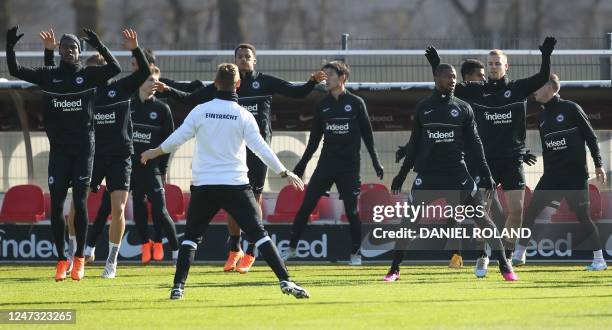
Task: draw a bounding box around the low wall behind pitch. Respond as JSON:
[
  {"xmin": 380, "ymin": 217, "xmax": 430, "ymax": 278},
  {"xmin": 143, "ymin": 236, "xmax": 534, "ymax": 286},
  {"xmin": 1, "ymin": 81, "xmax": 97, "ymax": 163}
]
[{"xmin": 1, "ymin": 222, "xmax": 611, "ymax": 263}]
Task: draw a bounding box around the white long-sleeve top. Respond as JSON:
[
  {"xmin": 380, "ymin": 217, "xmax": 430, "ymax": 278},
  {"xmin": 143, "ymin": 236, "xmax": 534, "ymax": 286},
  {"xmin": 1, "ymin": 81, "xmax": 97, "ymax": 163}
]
[{"xmin": 160, "ymin": 97, "xmax": 286, "ymax": 186}]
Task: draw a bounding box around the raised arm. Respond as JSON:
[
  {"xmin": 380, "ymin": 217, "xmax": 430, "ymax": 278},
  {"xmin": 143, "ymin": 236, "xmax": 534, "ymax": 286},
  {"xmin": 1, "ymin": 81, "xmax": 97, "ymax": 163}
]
[
  {"xmin": 159, "ymin": 78, "xmax": 205, "ymax": 92},
  {"xmin": 114, "ymin": 30, "xmax": 150, "ymax": 93},
  {"xmin": 424, "ymin": 46, "xmax": 483, "ymax": 100},
  {"xmin": 40, "ymin": 29, "xmax": 57, "ymax": 66},
  {"xmin": 514, "ymin": 36, "xmax": 557, "ymax": 95},
  {"xmin": 155, "ymin": 83, "xmax": 217, "ymax": 108},
  {"xmin": 269, "ymin": 71, "xmax": 326, "ymax": 98},
  {"xmin": 6, "ymin": 26, "xmax": 46, "ymax": 84},
  {"xmin": 82, "ymin": 28, "xmax": 121, "ymax": 85}
]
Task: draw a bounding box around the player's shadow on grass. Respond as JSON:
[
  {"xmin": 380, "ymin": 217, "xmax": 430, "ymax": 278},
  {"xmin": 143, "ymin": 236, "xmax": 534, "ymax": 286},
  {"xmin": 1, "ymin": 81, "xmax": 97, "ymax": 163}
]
[
  {"xmin": 0, "ymin": 300, "xmax": 107, "ymax": 307},
  {"xmin": 499, "ymin": 280, "xmax": 612, "ymax": 289},
  {"xmin": 566, "ymin": 313, "xmax": 612, "ymax": 318},
  {"xmin": 0, "ymin": 277, "xmax": 48, "ymax": 283},
  {"xmin": 165, "ymin": 278, "xmax": 458, "ymax": 289},
  {"xmin": 413, "ymin": 294, "xmax": 612, "ymax": 303},
  {"xmin": 515, "ymin": 268, "xmax": 588, "ymax": 273}
]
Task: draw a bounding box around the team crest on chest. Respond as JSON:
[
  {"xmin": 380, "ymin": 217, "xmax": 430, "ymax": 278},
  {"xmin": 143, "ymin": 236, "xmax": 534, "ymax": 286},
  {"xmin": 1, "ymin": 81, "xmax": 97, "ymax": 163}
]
[
  {"xmin": 556, "ymin": 114, "xmax": 564, "ymax": 122},
  {"xmin": 149, "ymin": 112, "xmax": 158, "ymax": 120},
  {"xmin": 504, "ymin": 90, "xmax": 512, "ymax": 98},
  {"xmin": 108, "ymin": 90, "xmax": 116, "ymax": 98},
  {"xmin": 450, "ymin": 108, "xmax": 459, "ymax": 117},
  {"xmin": 344, "ymin": 104, "xmax": 352, "ymax": 112},
  {"xmin": 75, "ymin": 76, "xmax": 84, "ymax": 84},
  {"xmin": 252, "ymin": 81, "xmax": 260, "ymax": 89}
]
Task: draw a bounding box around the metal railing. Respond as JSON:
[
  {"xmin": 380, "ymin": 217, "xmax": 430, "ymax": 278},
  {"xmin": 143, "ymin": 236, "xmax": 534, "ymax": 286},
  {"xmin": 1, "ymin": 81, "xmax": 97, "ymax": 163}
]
[{"xmin": 1, "ymin": 49, "xmax": 611, "ymax": 82}]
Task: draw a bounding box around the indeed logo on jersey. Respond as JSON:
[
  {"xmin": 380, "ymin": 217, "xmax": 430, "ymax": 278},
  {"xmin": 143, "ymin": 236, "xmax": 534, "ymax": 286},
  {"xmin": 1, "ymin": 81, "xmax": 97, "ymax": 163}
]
[
  {"xmin": 484, "ymin": 111, "xmax": 512, "ymax": 124},
  {"xmin": 133, "ymin": 130, "xmax": 152, "ymax": 144},
  {"xmin": 52, "ymin": 98, "xmax": 83, "ymax": 112},
  {"xmin": 545, "ymin": 137, "xmax": 567, "ymax": 151},
  {"xmin": 427, "ymin": 129, "xmax": 454, "ymax": 143},
  {"xmin": 94, "ymin": 112, "xmax": 116, "ymax": 125},
  {"xmin": 242, "ymin": 104, "xmax": 258, "ymax": 114},
  {"xmin": 325, "ymin": 122, "xmax": 350, "ymax": 134}
]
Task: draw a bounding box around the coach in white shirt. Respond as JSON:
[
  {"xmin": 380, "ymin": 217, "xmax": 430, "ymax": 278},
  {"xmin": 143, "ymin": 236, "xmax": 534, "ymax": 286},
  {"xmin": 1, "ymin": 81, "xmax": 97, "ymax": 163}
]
[{"xmin": 141, "ymin": 63, "xmax": 309, "ymax": 300}]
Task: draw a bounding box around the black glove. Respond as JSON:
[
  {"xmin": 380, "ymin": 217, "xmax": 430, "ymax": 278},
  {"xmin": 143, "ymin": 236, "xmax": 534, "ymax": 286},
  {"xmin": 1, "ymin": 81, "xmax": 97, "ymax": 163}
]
[
  {"xmin": 539, "ymin": 36, "xmax": 557, "ymax": 57},
  {"xmin": 395, "ymin": 145, "xmax": 408, "ymax": 163},
  {"xmin": 391, "ymin": 173, "xmax": 407, "ymax": 194},
  {"xmin": 6, "ymin": 26, "xmax": 24, "ymax": 49},
  {"xmin": 523, "ymin": 150, "xmax": 537, "ymax": 166},
  {"xmin": 373, "ymin": 159, "xmax": 384, "ymax": 180},
  {"xmin": 481, "ymin": 175, "xmax": 496, "ymax": 191},
  {"xmin": 425, "ymin": 46, "xmax": 440, "ymax": 68},
  {"xmin": 82, "ymin": 28, "xmax": 103, "ymax": 49},
  {"xmin": 293, "ymin": 161, "xmax": 307, "ymax": 179}
]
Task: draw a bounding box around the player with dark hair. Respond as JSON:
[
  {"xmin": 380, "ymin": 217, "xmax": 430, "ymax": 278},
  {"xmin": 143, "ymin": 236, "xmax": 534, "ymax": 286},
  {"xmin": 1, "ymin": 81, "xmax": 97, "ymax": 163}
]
[
  {"xmin": 155, "ymin": 43, "xmax": 326, "ymax": 273},
  {"xmin": 128, "ymin": 66, "xmax": 180, "ymax": 264},
  {"xmin": 514, "ymin": 74, "xmax": 607, "ymax": 271},
  {"xmin": 6, "ymin": 26, "xmax": 121, "ymax": 281},
  {"xmin": 282, "ymin": 61, "xmax": 384, "ymax": 265},
  {"xmin": 141, "ymin": 63, "xmax": 310, "ymax": 300},
  {"xmin": 42, "ymin": 29, "xmax": 150, "ymax": 277},
  {"xmin": 460, "ymin": 59, "xmax": 486, "ymax": 82},
  {"xmin": 422, "ymin": 37, "xmax": 555, "ymax": 268},
  {"xmin": 386, "ymin": 63, "xmax": 517, "ymax": 282}
]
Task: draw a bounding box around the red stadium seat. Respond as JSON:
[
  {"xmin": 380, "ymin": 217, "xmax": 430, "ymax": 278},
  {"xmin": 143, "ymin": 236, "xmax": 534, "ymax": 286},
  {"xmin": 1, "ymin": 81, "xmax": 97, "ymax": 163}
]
[
  {"xmin": 589, "ymin": 184, "xmax": 603, "ymax": 220},
  {"xmin": 0, "ymin": 184, "xmax": 46, "ymax": 223},
  {"xmin": 496, "ymin": 186, "xmax": 533, "ymax": 217},
  {"xmin": 341, "ymin": 183, "xmax": 391, "ymax": 222},
  {"xmin": 181, "ymin": 191, "xmax": 227, "ymax": 223},
  {"xmin": 551, "ymin": 199, "xmax": 574, "ymax": 222},
  {"xmin": 268, "ymin": 184, "xmax": 318, "ymax": 223},
  {"xmin": 340, "ymin": 183, "xmax": 392, "ymax": 222},
  {"xmin": 551, "ymin": 184, "xmax": 602, "ymax": 222},
  {"xmin": 211, "ymin": 209, "xmax": 228, "ymax": 223},
  {"xmin": 600, "ymin": 190, "xmax": 612, "ymax": 221},
  {"xmin": 164, "ymin": 184, "xmax": 185, "ymax": 221}
]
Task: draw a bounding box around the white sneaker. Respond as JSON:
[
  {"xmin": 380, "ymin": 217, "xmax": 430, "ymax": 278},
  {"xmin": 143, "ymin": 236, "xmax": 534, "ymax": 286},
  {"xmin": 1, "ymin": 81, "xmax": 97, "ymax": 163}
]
[
  {"xmin": 101, "ymin": 263, "xmax": 117, "ymax": 279},
  {"xmin": 84, "ymin": 246, "xmax": 95, "ymax": 263},
  {"xmin": 585, "ymin": 261, "xmax": 607, "ymax": 271},
  {"xmin": 474, "ymin": 256, "xmax": 489, "ymax": 278},
  {"xmin": 281, "ymin": 248, "xmax": 297, "ymax": 261},
  {"xmin": 280, "ymin": 280, "xmax": 309, "ymax": 299},
  {"xmin": 511, "ymin": 250, "xmax": 526, "ymax": 266},
  {"xmin": 349, "ymin": 253, "xmax": 362, "ymax": 266}
]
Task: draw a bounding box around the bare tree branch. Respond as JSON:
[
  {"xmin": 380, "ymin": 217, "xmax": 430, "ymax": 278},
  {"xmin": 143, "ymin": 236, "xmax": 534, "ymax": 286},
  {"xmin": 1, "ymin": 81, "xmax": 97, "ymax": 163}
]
[
  {"xmin": 0, "ymin": 0, "xmax": 10, "ymax": 46},
  {"xmin": 72, "ymin": 0, "xmax": 102, "ymax": 36},
  {"xmin": 217, "ymin": 0, "xmax": 246, "ymax": 49}
]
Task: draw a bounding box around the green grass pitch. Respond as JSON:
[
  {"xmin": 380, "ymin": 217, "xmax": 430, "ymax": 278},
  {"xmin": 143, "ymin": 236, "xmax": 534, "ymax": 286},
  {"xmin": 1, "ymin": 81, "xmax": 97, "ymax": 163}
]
[{"xmin": 0, "ymin": 264, "xmax": 610, "ymax": 329}]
